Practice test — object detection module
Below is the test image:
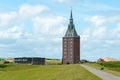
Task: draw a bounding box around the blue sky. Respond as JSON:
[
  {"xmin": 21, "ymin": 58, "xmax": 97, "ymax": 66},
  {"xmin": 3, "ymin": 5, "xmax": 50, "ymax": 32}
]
[{"xmin": 0, "ymin": 0, "xmax": 120, "ymax": 61}]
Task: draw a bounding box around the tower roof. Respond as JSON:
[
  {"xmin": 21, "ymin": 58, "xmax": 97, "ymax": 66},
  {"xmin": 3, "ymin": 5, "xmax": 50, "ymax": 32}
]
[{"xmin": 65, "ymin": 10, "xmax": 79, "ymax": 37}]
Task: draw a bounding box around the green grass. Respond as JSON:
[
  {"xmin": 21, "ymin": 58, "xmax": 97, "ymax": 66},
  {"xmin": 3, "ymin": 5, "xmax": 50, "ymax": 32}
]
[
  {"xmin": 84, "ymin": 62, "xmax": 120, "ymax": 76},
  {"xmin": 0, "ymin": 64, "xmax": 40, "ymax": 71},
  {"xmin": 98, "ymin": 62, "xmax": 120, "ymax": 72},
  {"xmin": 0, "ymin": 64, "xmax": 101, "ymax": 80}
]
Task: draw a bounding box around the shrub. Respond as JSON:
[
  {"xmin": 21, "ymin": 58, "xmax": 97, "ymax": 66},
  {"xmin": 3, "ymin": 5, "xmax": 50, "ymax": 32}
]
[
  {"xmin": 4, "ymin": 61, "xmax": 10, "ymax": 64},
  {"xmin": 0, "ymin": 64, "xmax": 7, "ymax": 68}
]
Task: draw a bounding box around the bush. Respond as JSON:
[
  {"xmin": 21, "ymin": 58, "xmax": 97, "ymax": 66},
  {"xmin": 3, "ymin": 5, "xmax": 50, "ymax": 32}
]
[
  {"xmin": 4, "ymin": 61, "xmax": 10, "ymax": 64},
  {"xmin": 0, "ymin": 64, "xmax": 7, "ymax": 68},
  {"xmin": 80, "ymin": 59, "xmax": 89, "ymax": 63}
]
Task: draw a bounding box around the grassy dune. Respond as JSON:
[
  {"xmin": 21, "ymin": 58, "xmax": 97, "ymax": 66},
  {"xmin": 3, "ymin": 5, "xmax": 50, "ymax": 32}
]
[
  {"xmin": 0, "ymin": 64, "xmax": 101, "ymax": 80},
  {"xmin": 85, "ymin": 62, "xmax": 120, "ymax": 76},
  {"xmin": 99, "ymin": 61, "xmax": 120, "ymax": 72}
]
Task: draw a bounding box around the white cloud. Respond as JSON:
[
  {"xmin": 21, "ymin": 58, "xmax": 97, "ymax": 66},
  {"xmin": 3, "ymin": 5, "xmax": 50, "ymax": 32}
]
[
  {"xmin": 0, "ymin": 26, "xmax": 23, "ymax": 39},
  {"xmin": 84, "ymin": 15, "xmax": 120, "ymax": 27},
  {"xmin": 55, "ymin": 0, "xmax": 64, "ymax": 3},
  {"xmin": 81, "ymin": 15, "xmax": 120, "ymax": 60},
  {"xmin": 0, "ymin": 12, "xmax": 17, "ymax": 27},
  {"xmin": 32, "ymin": 15, "xmax": 67, "ymax": 37},
  {"xmin": 0, "ymin": 4, "xmax": 48, "ymax": 28},
  {"xmin": 84, "ymin": 15, "xmax": 106, "ymax": 27},
  {"xmin": 83, "ymin": 15, "xmax": 120, "ymax": 41},
  {"xmin": 52, "ymin": 0, "xmax": 79, "ymax": 3},
  {"xmin": 92, "ymin": 26, "xmax": 106, "ymax": 40},
  {"xmin": 81, "ymin": 28, "xmax": 90, "ymax": 42},
  {"xmin": 113, "ymin": 23, "xmax": 120, "ymax": 34},
  {"xmin": 19, "ymin": 4, "xmax": 48, "ymax": 18},
  {"xmin": 78, "ymin": 1, "xmax": 120, "ymax": 12}
]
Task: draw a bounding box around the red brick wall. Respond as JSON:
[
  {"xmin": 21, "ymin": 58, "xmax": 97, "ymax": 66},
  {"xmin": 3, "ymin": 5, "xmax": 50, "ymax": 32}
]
[{"xmin": 62, "ymin": 37, "xmax": 80, "ymax": 64}]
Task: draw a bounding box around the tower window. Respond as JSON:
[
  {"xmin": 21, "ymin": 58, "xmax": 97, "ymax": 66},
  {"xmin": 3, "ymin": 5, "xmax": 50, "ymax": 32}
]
[
  {"xmin": 64, "ymin": 44, "xmax": 67, "ymax": 47},
  {"xmin": 64, "ymin": 56, "xmax": 66, "ymax": 58},
  {"xmin": 64, "ymin": 52, "xmax": 67, "ymax": 54},
  {"xmin": 64, "ymin": 48, "xmax": 66, "ymax": 51},
  {"xmin": 70, "ymin": 52, "xmax": 72, "ymax": 54},
  {"xmin": 70, "ymin": 44, "xmax": 72, "ymax": 47},
  {"xmin": 70, "ymin": 56, "xmax": 72, "ymax": 58},
  {"xmin": 64, "ymin": 41, "xmax": 67, "ymax": 44}
]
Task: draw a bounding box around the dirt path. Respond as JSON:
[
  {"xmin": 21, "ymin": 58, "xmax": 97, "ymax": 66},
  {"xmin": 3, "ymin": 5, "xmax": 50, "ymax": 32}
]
[{"xmin": 80, "ymin": 64, "xmax": 120, "ymax": 80}]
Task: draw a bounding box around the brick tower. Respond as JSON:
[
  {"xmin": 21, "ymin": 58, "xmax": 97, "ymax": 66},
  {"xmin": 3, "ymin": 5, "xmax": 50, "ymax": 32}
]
[{"xmin": 62, "ymin": 10, "xmax": 80, "ymax": 64}]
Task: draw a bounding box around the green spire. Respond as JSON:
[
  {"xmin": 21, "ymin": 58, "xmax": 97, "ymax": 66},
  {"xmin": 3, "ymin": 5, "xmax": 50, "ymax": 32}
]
[
  {"xmin": 65, "ymin": 10, "xmax": 79, "ymax": 37},
  {"xmin": 70, "ymin": 10, "xmax": 73, "ymax": 23}
]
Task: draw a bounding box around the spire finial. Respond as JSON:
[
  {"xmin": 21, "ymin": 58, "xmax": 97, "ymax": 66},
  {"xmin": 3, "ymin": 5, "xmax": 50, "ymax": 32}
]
[
  {"xmin": 70, "ymin": 7, "xmax": 73, "ymax": 19},
  {"xmin": 70, "ymin": 8, "xmax": 73, "ymax": 23}
]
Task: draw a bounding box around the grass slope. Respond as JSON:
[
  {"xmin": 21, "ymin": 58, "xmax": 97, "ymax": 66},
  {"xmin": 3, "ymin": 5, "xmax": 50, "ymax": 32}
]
[
  {"xmin": 0, "ymin": 64, "xmax": 101, "ymax": 80},
  {"xmin": 85, "ymin": 62, "xmax": 120, "ymax": 76},
  {"xmin": 99, "ymin": 62, "xmax": 120, "ymax": 72}
]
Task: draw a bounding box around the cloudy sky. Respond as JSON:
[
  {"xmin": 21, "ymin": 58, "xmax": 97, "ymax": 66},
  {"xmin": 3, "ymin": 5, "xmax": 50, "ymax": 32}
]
[{"xmin": 0, "ymin": 0, "xmax": 120, "ymax": 61}]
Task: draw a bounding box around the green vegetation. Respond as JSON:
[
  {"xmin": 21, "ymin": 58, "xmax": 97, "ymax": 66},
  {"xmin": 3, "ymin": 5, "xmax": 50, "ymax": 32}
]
[
  {"xmin": 80, "ymin": 59, "xmax": 90, "ymax": 63},
  {"xmin": 84, "ymin": 61, "xmax": 120, "ymax": 76},
  {"xmin": 0, "ymin": 58, "xmax": 4, "ymax": 61},
  {"xmin": 45, "ymin": 58, "xmax": 61, "ymax": 65},
  {"xmin": 0, "ymin": 58, "xmax": 2, "ymax": 61},
  {"xmin": 98, "ymin": 62, "xmax": 120, "ymax": 73},
  {"xmin": 0, "ymin": 63, "xmax": 101, "ymax": 80},
  {"xmin": 0, "ymin": 64, "xmax": 39, "ymax": 71}
]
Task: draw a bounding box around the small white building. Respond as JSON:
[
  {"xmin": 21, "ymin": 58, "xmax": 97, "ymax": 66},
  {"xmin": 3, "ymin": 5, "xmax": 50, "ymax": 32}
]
[{"xmin": 98, "ymin": 57, "xmax": 118, "ymax": 62}]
